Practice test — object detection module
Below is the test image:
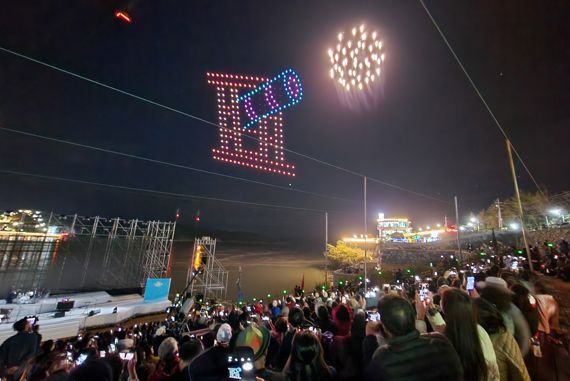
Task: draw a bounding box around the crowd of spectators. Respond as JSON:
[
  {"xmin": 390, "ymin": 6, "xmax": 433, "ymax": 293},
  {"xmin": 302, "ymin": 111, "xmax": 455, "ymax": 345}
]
[{"xmin": 0, "ymin": 260, "xmax": 566, "ymax": 381}]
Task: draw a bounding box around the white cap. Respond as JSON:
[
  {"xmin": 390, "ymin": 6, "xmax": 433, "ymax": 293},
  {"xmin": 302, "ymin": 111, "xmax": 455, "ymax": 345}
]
[{"xmin": 485, "ymin": 276, "xmax": 509, "ymax": 291}]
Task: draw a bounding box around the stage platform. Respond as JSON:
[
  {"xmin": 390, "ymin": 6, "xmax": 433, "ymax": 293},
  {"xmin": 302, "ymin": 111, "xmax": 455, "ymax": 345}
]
[{"xmin": 0, "ymin": 292, "xmax": 169, "ymax": 342}]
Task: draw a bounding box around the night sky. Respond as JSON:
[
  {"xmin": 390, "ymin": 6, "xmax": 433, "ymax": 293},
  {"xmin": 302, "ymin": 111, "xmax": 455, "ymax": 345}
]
[{"xmin": 1, "ymin": 0, "xmax": 569, "ymax": 243}]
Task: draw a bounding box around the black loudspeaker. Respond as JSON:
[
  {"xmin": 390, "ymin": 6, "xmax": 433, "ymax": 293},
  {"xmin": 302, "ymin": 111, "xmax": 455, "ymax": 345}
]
[
  {"xmin": 54, "ymin": 311, "xmax": 65, "ymax": 318},
  {"xmin": 56, "ymin": 300, "xmax": 75, "ymax": 312}
]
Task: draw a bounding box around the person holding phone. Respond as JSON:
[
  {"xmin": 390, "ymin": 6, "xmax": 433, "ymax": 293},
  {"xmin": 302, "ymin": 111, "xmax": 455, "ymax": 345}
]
[
  {"xmin": 188, "ymin": 323, "xmax": 233, "ymax": 380},
  {"xmin": 424, "ymin": 288, "xmax": 500, "ymax": 381},
  {"xmin": 363, "ymin": 295, "xmax": 463, "ymax": 381},
  {"xmin": 0, "ymin": 317, "xmax": 39, "ymax": 378}
]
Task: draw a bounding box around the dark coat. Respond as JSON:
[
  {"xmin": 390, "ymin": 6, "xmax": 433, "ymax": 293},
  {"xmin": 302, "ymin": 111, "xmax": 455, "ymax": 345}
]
[
  {"xmin": 0, "ymin": 331, "xmax": 38, "ymax": 368},
  {"xmin": 363, "ymin": 330, "xmax": 464, "ymax": 381},
  {"xmin": 188, "ymin": 345, "xmax": 230, "ymax": 381}
]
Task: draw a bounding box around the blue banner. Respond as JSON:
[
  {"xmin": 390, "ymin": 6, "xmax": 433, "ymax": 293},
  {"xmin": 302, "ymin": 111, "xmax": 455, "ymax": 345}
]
[{"xmin": 143, "ymin": 278, "xmax": 171, "ymax": 303}]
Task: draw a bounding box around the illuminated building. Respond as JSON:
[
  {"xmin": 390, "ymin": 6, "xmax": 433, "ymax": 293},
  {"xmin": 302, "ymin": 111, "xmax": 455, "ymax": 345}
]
[
  {"xmin": 377, "ymin": 213, "xmax": 412, "ymax": 241},
  {"xmin": 410, "ymin": 228, "xmax": 446, "ymax": 242},
  {"xmin": 342, "ymin": 235, "xmax": 379, "ymax": 244},
  {"xmin": 207, "ymin": 72, "xmax": 297, "ymax": 176}
]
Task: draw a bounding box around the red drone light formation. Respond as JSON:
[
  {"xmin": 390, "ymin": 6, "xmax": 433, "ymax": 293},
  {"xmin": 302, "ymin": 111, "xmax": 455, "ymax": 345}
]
[
  {"xmin": 115, "ymin": 11, "xmax": 132, "ymax": 23},
  {"xmin": 207, "ymin": 72, "xmax": 296, "ymax": 177}
]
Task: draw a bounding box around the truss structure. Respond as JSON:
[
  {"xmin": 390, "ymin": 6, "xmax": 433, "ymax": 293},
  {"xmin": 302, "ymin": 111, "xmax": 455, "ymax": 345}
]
[
  {"xmin": 0, "ymin": 211, "xmax": 176, "ymax": 295},
  {"xmin": 186, "ymin": 237, "xmax": 228, "ymax": 301}
]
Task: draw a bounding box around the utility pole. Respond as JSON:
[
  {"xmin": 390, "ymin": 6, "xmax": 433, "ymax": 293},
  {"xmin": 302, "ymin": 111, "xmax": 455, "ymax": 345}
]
[
  {"xmin": 506, "ymin": 139, "xmax": 533, "ymax": 271},
  {"xmin": 324, "ymin": 212, "xmax": 328, "ymax": 287},
  {"xmin": 496, "ymin": 198, "xmax": 503, "ymax": 229},
  {"xmin": 454, "ymin": 196, "xmax": 462, "ymax": 264},
  {"xmin": 364, "ymin": 176, "xmax": 368, "ymax": 293}
]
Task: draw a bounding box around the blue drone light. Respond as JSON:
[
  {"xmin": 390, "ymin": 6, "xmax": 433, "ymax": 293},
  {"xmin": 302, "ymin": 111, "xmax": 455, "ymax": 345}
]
[{"xmin": 237, "ymin": 68, "xmax": 303, "ymax": 129}]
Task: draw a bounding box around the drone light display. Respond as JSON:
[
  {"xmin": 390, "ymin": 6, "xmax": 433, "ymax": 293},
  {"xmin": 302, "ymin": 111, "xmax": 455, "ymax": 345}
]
[
  {"xmin": 328, "ymin": 24, "xmax": 385, "ymax": 92},
  {"xmin": 207, "ymin": 71, "xmax": 302, "ymax": 177},
  {"xmin": 237, "ymin": 69, "xmax": 303, "ymax": 129}
]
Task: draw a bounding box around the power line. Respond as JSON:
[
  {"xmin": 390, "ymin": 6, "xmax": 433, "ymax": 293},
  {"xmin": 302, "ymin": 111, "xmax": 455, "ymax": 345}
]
[
  {"xmin": 367, "ymin": 177, "xmax": 451, "ymax": 204},
  {"xmin": 0, "ymin": 45, "xmax": 450, "ymax": 204},
  {"xmin": 418, "ymin": 0, "xmax": 545, "ymax": 197},
  {"xmin": 0, "ymin": 125, "xmax": 357, "ymax": 204},
  {"xmin": 0, "ymin": 168, "xmax": 328, "ymax": 213}
]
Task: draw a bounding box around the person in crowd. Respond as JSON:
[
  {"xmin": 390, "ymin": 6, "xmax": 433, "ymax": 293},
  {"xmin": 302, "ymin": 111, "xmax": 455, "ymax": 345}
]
[
  {"xmin": 559, "ymin": 239, "xmax": 569, "ymax": 256},
  {"xmin": 273, "ymin": 307, "xmax": 306, "ymax": 371},
  {"xmin": 0, "ymin": 318, "xmax": 39, "ymax": 379},
  {"xmin": 68, "ymin": 358, "xmax": 114, "ymax": 381},
  {"xmin": 480, "ymin": 277, "xmax": 531, "ymax": 356},
  {"xmin": 39, "ymin": 340, "xmax": 54, "ymax": 357},
  {"xmin": 44, "ymin": 351, "xmax": 72, "ymax": 381},
  {"xmin": 148, "ymin": 337, "xmax": 179, "ymax": 381},
  {"xmin": 283, "ymin": 331, "xmax": 335, "ymax": 381},
  {"xmin": 302, "ymin": 306, "xmax": 315, "ymax": 324},
  {"xmin": 116, "ymin": 329, "xmax": 134, "ymax": 352},
  {"xmin": 330, "ymin": 312, "xmax": 365, "ymax": 381},
  {"xmin": 363, "ymin": 294, "xmax": 463, "ymax": 381},
  {"xmin": 510, "ymin": 284, "xmax": 539, "ymax": 336},
  {"xmin": 533, "ymin": 281, "xmax": 561, "ymax": 336},
  {"xmin": 152, "ymin": 326, "xmax": 167, "ymax": 356},
  {"xmin": 188, "ymin": 323, "xmax": 232, "ymax": 381},
  {"xmin": 438, "ymin": 288, "xmax": 500, "ymax": 381},
  {"xmin": 170, "ymin": 338, "xmax": 203, "ymax": 381},
  {"xmin": 271, "ymin": 301, "xmax": 282, "ymax": 318},
  {"xmin": 236, "ymin": 323, "xmax": 285, "ymax": 381},
  {"xmin": 332, "ymin": 304, "xmax": 352, "ymax": 336},
  {"xmin": 267, "ymin": 317, "xmax": 289, "ymax": 369},
  {"xmin": 315, "ymin": 305, "xmax": 337, "ymax": 335},
  {"xmin": 134, "ymin": 343, "xmax": 157, "ymax": 381},
  {"xmin": 473, "ymin": 298, "xmax": 531, "ymax": 381},
  {"xmin": 32, "ymin": 325, "xmax": 42, "ymax": 349},
  {"xmin": 104, "ymin": 353, "xmax": 124, "ymax": 381}
]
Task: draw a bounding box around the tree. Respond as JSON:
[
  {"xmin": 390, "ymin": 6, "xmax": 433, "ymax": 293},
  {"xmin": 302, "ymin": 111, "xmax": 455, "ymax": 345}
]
[
  {"xmin": 501, "ymin": 191, "xmax": 550, "ymax": 229},
  {"xmin": 477, "ymin": 204, "xmax": 500, "ymax": 230},
  {"xmin": 326, "ymin": 240, "xmax": 374, "ymax": 268},
  {"xmin": 477, "ymin": 191, "xmax": 551, "ymax": 230}
]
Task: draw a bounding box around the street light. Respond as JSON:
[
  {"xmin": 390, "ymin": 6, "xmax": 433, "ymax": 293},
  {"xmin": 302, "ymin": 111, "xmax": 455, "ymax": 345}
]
[
  {"xmin": 549, "ymin": 208, "xmax": 566, "ymax": 223},
  {"xmin": 509, "ymin": 222, "xmax": 519, "ymax": 231}
]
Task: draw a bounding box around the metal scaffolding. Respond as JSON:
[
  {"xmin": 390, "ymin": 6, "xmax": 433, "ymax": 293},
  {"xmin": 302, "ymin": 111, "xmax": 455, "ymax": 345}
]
[
  {"xmin": 0, "ymin": 211, "xmax": 176, "ymax": 295},
  {"xmin": 186, "ymin": 237, "xmax": 228, "ymax": 301}
]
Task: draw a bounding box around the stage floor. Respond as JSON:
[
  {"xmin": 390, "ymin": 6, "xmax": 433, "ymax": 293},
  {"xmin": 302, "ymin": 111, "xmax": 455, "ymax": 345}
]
[{"xmin": 0, "ymin": 292, "xmax": 169, "ymax": 342}]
